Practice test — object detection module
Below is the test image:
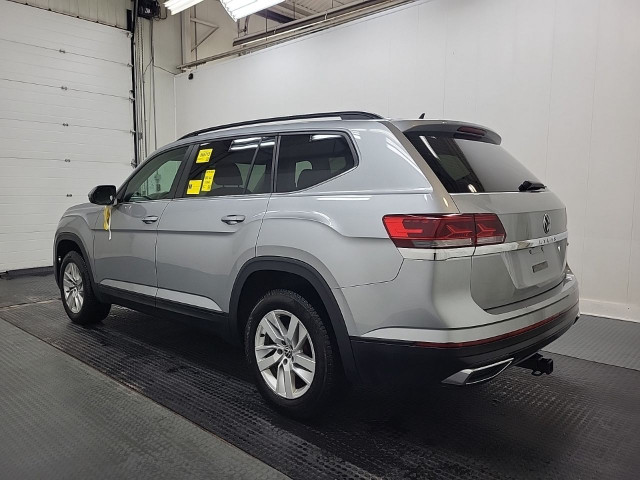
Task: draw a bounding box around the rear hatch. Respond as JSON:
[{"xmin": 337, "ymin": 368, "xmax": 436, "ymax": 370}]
[{"xmin": 404, "ymin": 125, "xmax": 567, "ymax": 310}]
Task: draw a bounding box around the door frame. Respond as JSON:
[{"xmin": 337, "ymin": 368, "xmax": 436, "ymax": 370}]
[{"xmin": 115, "ymin": 144, "xmax": 196, "ymax": 203}]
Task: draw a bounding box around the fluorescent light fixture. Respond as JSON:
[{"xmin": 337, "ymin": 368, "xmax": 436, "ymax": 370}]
[
  {"xmin": 221, "ymin": 0, "xmax": 285, "ymax": 21},
  {"xmin": 165, "ymin": 0, "xmax": 205, "ymax": 15}
]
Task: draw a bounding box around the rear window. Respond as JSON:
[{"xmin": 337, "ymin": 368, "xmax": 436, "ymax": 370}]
[
  {"xmin": 405, "ymin": 133, "xmax": 540, "ymax": 193},
  {"xmin": 276, "ymin": 134, "xmax": 355, "ymax": 192}
]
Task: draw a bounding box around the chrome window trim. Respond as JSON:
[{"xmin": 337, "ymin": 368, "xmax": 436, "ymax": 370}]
[{"xmin": 398, "ymin": 231, "xmax": 568, "ymax": 260}]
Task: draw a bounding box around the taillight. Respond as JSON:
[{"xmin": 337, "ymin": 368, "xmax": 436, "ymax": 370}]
[
  {"xmin": 382, "ymin": 214, "xmax": 505, "ymax": 249},
  {"xmin": 474, "ymin": 213, "xmax": 506, "ymax": 245}
]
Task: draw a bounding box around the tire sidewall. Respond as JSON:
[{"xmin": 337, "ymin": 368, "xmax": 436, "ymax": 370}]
[{"xmin": 245, "ymin": 291, "xmax": 330, "ymax": 413}]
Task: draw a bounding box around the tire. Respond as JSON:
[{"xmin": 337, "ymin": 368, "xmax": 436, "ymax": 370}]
[
  {"xmin": 245, "ymin": 289, "xmax": 342, "ymax": 419},
  {"xmin": 59, "ymin": 251, "xmax": 111, "ymax": 325}
]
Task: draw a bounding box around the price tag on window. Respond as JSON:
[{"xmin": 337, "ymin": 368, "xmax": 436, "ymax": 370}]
[
  {"xmin": 202, "ymin": 169, "xmax": 215, "ymax": 192},
  {"xmin": 196, "ymin": 148, "xmax": 213, "ymax": 163},
  {"xmin": 187, "ymin": 179, "xmax": 202, "ymax": 195}
]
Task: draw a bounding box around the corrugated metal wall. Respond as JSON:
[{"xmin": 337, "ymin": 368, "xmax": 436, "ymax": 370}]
[
  {"xmin": 0, "ymin": 0, "xmax": 134, "ymax": 271},
  {"xmin": 7, "ymin": 0, "xmax": 131, "ymax": 29}
]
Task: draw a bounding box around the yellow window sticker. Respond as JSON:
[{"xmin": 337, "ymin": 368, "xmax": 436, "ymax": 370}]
[
  {"xmin": 202, "ymin": 169, "xmax": 216, "ymax": 192},
  {"xmin": 187, "ymin": 179, "xmax": 202, "ymax": 195},
  {"xmin": 196, "ymin": 148, "xmax": 213, "ymax": 163}
]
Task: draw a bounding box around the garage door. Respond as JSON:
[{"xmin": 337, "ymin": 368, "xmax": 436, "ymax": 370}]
[{"xmin": 0, "ymin": 1, "xmax": 134, "ymax": 272}]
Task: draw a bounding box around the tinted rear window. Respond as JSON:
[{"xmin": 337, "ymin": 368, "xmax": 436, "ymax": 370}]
[
  {"xmin": 276, "ymin": 134, "xmax": 355, "ymax": 192},
  {"xmin": 405, "ymin": 133, "xmax": 540, "ymax": 193}
]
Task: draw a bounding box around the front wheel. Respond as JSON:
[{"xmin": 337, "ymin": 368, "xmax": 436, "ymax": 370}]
[
  {"xmin": 59, "ymin": 251, "xmax": 110, "ymax": 325},
  {"xmin": 245, "ymin": 289, "xmax": 342, "ymax": 419}
]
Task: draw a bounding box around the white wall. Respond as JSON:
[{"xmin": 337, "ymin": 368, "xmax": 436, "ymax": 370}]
[{"xmin": 173, "ymin": 0, "xmax": 640, "ymax": 322}]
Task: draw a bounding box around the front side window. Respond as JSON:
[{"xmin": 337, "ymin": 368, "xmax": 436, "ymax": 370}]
[
  {"xmin": 183, "ymin": 137, "xmax": 274, "ymax": 197},
  {"xmin": 275, "ymin": 134, "xmax": 355, "ymax": 193},
  {"xmin": 122, "ymin": 147, "xmax": 188, "ymax": 202}
]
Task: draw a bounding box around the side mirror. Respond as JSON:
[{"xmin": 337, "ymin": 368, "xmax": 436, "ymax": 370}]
[{"xmin": 88, "ymin": 185, "xmax": 116, "ymax": 205}]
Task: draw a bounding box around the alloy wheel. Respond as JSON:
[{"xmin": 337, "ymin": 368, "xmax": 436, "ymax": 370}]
[
  {"xmin": 254, "ymin": 309, "xmax": 316, "ymax": 399},
  {"xmin": 62, "ymin": 262, "xmax": 84, "ymax": 314}
]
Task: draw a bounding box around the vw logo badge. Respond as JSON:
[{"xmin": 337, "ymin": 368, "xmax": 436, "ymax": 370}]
[{"xmin": 543, "ymin": 214, "xmax": 551, "ymax": 234}]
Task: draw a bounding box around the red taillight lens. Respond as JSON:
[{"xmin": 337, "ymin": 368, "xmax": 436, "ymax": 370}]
[
  {"xmin": 474, "ymin": 213, "xmax": 506, "ymax": 245},
  {"xmin": 382, "ymin": 214, "xmax": 505, "ymax": 249}
]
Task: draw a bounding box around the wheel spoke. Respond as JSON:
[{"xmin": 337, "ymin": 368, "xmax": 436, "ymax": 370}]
[
  {"xmin": 257, "ymin": 351, "xmax": 282, "ymax": 372},
  {"xmin": 255, "ymin": 344, "xmax": 277, "ymax": 353},
  {"xmin": 266, "ymin": 311, "xmax": 287, "ymax": 338},
  {"xmin": 293, "ymin": 322, "xmax": 309, "ymax": 351},
  {"xmin": 292, "ymin": 365, "xmax": 314, "ymax": 385},
  {"xmin": 278, "ymin": 364, "xmax": 295, "ymax": 398},
  {"xmin": 275, "ymin": 364, "xmax": 286, "ymax": 396},
  {"xmin": 293, "ymin": 352, "xmax": 315, "ymax": 373},
  {"xmin": 262, "ymin": 318, "xmax": 284, "ymax": 344},
  {"xmin": 70, "ymin": 264, "xmax": 78, "ymax": 281},
  {"xmin": 285, "ymin": 315, "xmax": 299, "ymax": 345}
]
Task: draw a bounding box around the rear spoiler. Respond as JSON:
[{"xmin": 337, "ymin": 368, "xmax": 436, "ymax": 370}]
[{"xmin": 396, "ymin": 121, "xmax": 502, "ymax": 145}]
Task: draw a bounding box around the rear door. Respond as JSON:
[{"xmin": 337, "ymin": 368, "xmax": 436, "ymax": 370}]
[
  {"xmin": 155, "ymin": 136, "xmax": 274, "ymax": 322},
  {"xmin": 405, "ymin": 131, "xmax": 567, "ymax": 309}
]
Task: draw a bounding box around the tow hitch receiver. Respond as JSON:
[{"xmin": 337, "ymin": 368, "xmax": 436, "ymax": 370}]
[{"xmin": 516, "ymin": 353, "xmax": 554, "ymax": 376}]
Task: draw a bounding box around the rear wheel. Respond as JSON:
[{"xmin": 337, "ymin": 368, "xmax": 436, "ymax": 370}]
[
  {"xmin": 60, "ymin": 251, "xmax": 110, "ymax": 325},
  {"xmin": 245, "ymin": 289, "xmax": 341, "ymax": 418}
]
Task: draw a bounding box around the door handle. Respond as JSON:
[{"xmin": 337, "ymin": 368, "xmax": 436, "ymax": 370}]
[
  {"xmin": 221, "ymin": 215, "xmax": 245, "ymax": 225},
  {"xmin": 142, "ymin": 216, "xmax": 159, "ymax": 224}
]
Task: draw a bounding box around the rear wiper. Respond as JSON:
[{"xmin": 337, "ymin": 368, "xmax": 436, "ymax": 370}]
[{"xmin": 518, "ymin": 180, "xmax": 546, "ymax": 192}]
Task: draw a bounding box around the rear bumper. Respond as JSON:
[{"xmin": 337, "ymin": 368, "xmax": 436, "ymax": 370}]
[{"xmin": 350, "ymin": 300, "xmax": 579, "ymax": 385}]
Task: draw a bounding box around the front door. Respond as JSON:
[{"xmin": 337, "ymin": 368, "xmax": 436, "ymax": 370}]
[
  {"xmin": 155, "ymin": 136, "xmax": 274, "ymax": 321},
  {"xmin": 93, "ymin": 146, "xmax": 189, "ymax": 300}
]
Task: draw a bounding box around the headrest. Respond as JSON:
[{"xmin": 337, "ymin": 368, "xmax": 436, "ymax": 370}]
[
  {"xmin": 297, "ymin": 168, "xmax": 328, "ymax": 190},
  {"xmin": 215, "ymin": 163, "xmax": 243, "ymax": 186}
]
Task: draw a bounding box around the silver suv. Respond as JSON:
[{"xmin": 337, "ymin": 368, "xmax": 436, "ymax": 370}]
[{"xmin": 54, "ymin": 111, "xmax": 579, "ymax": 417}]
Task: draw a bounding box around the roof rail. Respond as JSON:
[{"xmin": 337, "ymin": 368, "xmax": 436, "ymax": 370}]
[{"xmin": 178, "ymin": 111, "xmax": 383, "ymax": 140}]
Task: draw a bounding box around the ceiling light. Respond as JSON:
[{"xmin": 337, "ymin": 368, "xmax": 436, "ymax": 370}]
[
  {"xmin": 221, "ymin": 0, "xmax": 285, "ymax": 21},
  {"xmin": 164, "ymin": 0, "xmax": 205, "ymax": 15}
]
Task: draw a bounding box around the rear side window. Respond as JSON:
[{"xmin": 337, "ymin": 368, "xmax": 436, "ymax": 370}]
[
  {"xmin": 183, "ymin": 137, "xmax": 274, "ymax": 197},
  {"xmin": 276, "ymin": 134, "xmax": 355, "ymax": 192},
  {"xmin": 405, "ymin": 133, "xmax": 540, "ymax": 193}
]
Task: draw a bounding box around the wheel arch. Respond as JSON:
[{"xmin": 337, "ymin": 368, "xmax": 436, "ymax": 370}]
[
  {"xmin": 54, "ymin": 233, "xmax": 103, "ymax": 301},
  {"xmin": 229, "ymin": 256, "xmax": 359, "ymax": 382}
]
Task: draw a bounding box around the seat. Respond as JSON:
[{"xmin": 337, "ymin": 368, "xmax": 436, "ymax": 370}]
[
  {"xmin": 208, "ymin": 162, "xmax": 245, "ymax": 196},
  {"xmin": 296, "ymin": 168, "xmax": 330, "ymax": 190}
]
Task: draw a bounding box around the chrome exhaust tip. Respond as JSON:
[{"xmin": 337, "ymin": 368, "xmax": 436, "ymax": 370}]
[{"xmin": 442, "ymin": 358, "xmax": 513, "ymax": 386}]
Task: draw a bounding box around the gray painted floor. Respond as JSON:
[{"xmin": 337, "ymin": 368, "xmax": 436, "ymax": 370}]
[
  {"xmin": 0, "ymin": 319, "xmax": 288, "ymax": 480},
  {"xmin": 544, "ymin": 314, "xmax": 640, "ymax": 371}
]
